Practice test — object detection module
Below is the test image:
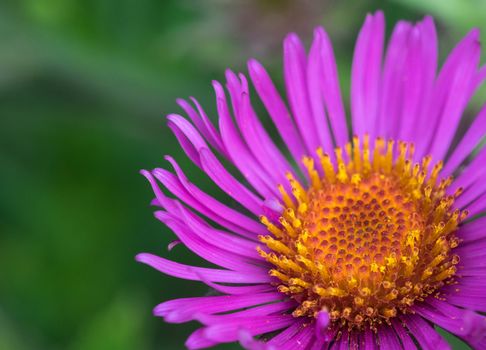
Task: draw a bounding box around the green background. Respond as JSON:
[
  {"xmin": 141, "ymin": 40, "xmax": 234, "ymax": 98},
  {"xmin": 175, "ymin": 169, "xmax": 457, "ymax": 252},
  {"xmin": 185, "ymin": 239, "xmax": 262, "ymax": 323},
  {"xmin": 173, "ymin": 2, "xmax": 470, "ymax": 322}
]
[{"xmin": 0, "ymin": 1, "xmax": 483, "ymax": 349}]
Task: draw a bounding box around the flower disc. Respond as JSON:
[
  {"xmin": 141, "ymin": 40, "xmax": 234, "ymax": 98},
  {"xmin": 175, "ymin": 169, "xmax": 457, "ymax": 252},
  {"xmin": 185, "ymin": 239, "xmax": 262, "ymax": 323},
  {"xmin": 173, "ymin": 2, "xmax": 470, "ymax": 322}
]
[{"xmin": 259, "ymin": 137, "xmax": 464, "ymax": 330}]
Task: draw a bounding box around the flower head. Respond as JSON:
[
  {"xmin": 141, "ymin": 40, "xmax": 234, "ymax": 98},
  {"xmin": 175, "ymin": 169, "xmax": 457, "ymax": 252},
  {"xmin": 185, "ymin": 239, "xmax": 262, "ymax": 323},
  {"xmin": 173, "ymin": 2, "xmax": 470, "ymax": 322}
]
[{"xmin": 137, "ymin": 11, "xmax": 486, "ymax": 349}]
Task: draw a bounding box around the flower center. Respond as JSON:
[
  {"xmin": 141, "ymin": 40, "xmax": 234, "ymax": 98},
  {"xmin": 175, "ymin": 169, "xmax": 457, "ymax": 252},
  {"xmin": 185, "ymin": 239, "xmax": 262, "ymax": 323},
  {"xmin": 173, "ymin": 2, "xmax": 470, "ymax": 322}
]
[{"xmin": 258, "ymin": 136, "xmax": 465, "ymax": 330}]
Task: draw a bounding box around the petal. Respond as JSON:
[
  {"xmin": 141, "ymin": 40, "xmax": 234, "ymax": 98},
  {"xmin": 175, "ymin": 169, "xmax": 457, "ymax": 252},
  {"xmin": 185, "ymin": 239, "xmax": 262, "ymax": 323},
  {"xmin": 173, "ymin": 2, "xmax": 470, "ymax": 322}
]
[
  {"xmin": 177, "ymin": 98, "xmax": 227, "ymax": 157},
  {"xmin": 214, "ymin": 80, "xmax": 278, "ymax": 199},
  {"xmin": 332, "ymin": 328, "xmax": 349, "ymax": 350},
  {"xmin": 316, "ymin": 310, "xmax": 330, "ymax": 336},
  {"xmin": 400, "ymin": 314, "xmax": 450, "ymax": 350},
  {"xmin": 284, "ymin": 32, "xmax": 321, "ymax": 156},
  {"xmin": 377, "ymin": 20, "xmax": 413, "ymax": 138},
  {"xmin": 415, "ymin": 298, "xmax": 486, "ymax": 348},
  {"xmin": 154, "ymin": 194, "xmax": 262, "ymax": 258},
  {"xmin": 167, "ymin": 113, "xmax": 205, "ymax": 167},
  {"xmin": 199, "ymin": 147, "xmax": 263, "ymax": 215},
  {"xmin": 449, "ymin": 146, "xmax": 486, "ymax": 196},
  {"xmin": 455, "ymin": 234, "xmax": 486, "ymax": 262},
  {"xmin": 199, "ymin": 277, "xmax": 274, "ymax": 296},
  {"xmin": 191, "ymin": 97, "xmax": 228, "ymax": 155},
  {"xmin": 456, "ymin": 216, "xmax": 486, "ymax": 243},
  {"xmin": 165, "ymin": 111, "xmax": 268, "ymax": 212},
  {"xmin": 135, "ymin": 253, "xmax": 271, "ymax": 284},
  {"xmin": 313, "ymin": 27, "xmax": 349, "ymax": 147},
  {"xmin": 442, "ymin": 275, "xmax": 486, "ymax": 311},
  {"xmin": 278, "ymin": 321, "xmax": 315, "ymax": 350},
  {"xmin": 152, "ymin": 166, "xmax": 261, "ymax": 241},
  {"xmin": 153, "ymin": 210, "xmax": 264, "ymax": 271},
  {"xmin": 417, "ymin": 29, "xmax": 480, "ymax": 161},
  {"xmin": 165, "ymin": 156, "xmax": 265, "ymax": 237},
  {"xmin": 398, "ymin": 16, "xmax": 438, "ymax": 146},
  {"xmin": 226, "ymin": 71, "xmax": 295, "ymax": 187},
  {"xmin": 202, "ymin": 315, "xmax": 295, "ymax": 343},
  {"xmin": 349, "ymin": 331, "xmax": 359, "ymax": 350},
  {"xmin": 185, "ymin": 328, "xmax": 218, "ymax": 350},
  {"xmin": 454, "ymin": 175, "xmax": 486, "ymax": 211},
  {"xmin": 360, "ymin": 327, "xmax": 378, "ymax": 350},
  {"xmin": 351, "ymin": 11, "xmax": 385, "ymax": 139},
  {"xmin": 239, "ymin": 329, "xmax": 276, "ymax": 350},
  {"xmin": 462, "ymin": 191, "xmax": 486, "ymax": 217},
  {"xmin": 153, "ymin": 292, "xmax": 285, "ymax": 323},
  {"xmin": 266, "ymin": 318, "xmax": 307, "ymax": 347},
  {"xmin": 442, "ymin": 104, "xmax": 486, "ymax": 177},
  {"xmin": 196, "ymin": 301, "xmax": 296, "ymax": 325},
  {"xmin": 167, "ymin": 239, "xmax": 181, "ymax": 251},
  {"xmin": 306, "ymin": 30, "xmax": 334, "ymax": 155},
  {"xmin": 391, "ymin": 319, "xmax": 417, "ymax": 349},
  {"xmin": 247, "ymin": 58, "xmax": 306, "ymax": 166},
  {"xmin": 378, "ymin": 325, "xmax": 402, "ymax": 349}
]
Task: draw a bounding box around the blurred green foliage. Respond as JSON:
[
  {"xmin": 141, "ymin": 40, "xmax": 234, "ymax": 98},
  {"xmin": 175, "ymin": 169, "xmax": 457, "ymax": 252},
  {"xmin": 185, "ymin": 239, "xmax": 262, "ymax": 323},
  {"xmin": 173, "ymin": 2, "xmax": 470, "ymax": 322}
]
[{"xmin": 0, "ymin": 1, "xmax": 482, "ymax": 349}]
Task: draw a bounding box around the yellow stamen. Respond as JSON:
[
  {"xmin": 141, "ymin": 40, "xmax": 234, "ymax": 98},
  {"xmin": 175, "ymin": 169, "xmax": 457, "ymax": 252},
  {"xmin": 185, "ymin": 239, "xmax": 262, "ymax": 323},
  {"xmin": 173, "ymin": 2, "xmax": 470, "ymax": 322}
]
[{"xmin": 258, "ymin": 136, "xmax": 463, "ymax": 331}]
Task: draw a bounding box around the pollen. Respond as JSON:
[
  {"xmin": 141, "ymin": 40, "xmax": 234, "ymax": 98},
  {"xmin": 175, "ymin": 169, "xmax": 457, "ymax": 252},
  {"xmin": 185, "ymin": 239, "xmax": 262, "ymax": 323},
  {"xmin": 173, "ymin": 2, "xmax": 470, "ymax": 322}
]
[{"xmin": 258, "ymin": 136, "xmax": 465, "ymax": 330}]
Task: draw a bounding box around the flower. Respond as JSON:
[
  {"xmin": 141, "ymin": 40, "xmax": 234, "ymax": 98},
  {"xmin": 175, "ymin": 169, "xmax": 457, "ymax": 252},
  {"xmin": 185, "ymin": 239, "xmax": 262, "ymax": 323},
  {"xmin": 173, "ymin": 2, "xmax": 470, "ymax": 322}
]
[{"xmin": 137, "ymin": 11, "xmax": 486, "ymax": 350}]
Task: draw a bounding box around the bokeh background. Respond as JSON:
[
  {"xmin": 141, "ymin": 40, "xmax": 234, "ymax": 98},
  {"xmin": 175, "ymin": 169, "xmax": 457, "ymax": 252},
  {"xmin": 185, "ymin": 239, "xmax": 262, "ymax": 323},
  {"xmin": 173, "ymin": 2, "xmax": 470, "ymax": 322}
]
[{"xmin": 1, "ymin": 0, "xmax": 485, "ymax": 349}]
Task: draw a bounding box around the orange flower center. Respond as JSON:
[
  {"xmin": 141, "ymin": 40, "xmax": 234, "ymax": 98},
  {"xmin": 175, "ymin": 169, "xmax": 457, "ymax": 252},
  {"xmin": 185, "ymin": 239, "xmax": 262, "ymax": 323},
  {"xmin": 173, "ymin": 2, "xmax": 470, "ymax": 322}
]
[{"xmin": 258, "ymin": 136, "xmax": 465, "ymax": 330}]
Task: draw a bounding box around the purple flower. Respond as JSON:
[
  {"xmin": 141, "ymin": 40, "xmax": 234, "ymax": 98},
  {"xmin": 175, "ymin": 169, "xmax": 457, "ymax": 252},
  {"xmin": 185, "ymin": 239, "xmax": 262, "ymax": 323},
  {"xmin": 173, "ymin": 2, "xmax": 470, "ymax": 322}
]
[{"xmin": 137, "ymin": 11, "xmax": 486, "ymax": 349}]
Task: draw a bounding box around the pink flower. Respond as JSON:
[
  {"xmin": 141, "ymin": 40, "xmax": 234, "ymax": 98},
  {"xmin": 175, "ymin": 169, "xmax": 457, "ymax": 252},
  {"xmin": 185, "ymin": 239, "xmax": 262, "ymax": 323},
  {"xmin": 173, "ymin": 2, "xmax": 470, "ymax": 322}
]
[{"xmin": 137, "ymin": 11, "xmax": 486, "ymax": 349}]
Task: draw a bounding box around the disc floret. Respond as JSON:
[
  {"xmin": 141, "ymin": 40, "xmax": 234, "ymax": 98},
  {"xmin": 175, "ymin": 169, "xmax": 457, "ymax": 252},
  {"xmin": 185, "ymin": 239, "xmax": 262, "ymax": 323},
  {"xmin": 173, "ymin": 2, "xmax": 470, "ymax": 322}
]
[{"xmin": 259, "ymin": 136, "xmax": 465, "ymax": 330}]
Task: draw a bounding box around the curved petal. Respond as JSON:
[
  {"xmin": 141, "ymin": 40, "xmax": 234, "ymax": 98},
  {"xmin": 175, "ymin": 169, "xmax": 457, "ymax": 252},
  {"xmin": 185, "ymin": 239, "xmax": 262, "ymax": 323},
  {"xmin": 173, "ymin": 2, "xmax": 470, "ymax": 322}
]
[
  {"xmin": 165, "ymin": 156, "xmax": 265, "ymax": 236},
  {"xmin": 247, "ymin": 58, "xmax": 306, "ymax": 167},
  {"xmin": 391, "ymin": 319, "xmax": 417, "ymax": 349},
  {"xmin": 266, "ymin": 319, "xmax": 307, "ymax": 347},
  {"xmin": 202, "ymin": 315, "xmax": 295, "ymax": 343},
  {"xmin": 196, "ymin": 301, "xmax": 296, "ymax": 325},
  {"xmin": 185, "ymin": 328, "xmax": 218, "ymax": 350},
  {"xmin": 415, "ymin": 298, "xmax": 486, "ymax": 348},
  {"xmin": 226, "ymin": 71, "xmax": 295, "ymax": 187},
  {"xmin": 177, "ymin": 98, "xmax": 227, "ymax": 157},
  {"xmin": 167, "ymin": 113, "xmax": 206, "ymax": 167},
  {"xmin": 135, "ymin": 253, "xmax": 271, "ymax": 284},
  {"xmin": 442, "ymin": 103, "xmax": 486, "ymax": 177},
  {"xmin": 199, "ymin": 148, "xmax": 263, "ymax": 215},
  {"xmin": 449, "ymin": 146, "xmax": 486, "ymax": 196},
  {"xmin": 456, "ymin": 216, "xmax": 486, "ymax": 243},
  {"xmin": 400, "ymin": 314, "xmax": 450, "ymax": 350},
  {"xmin": 214, "ymin": 80, "xmax": 278, "ymax": 199},
  {"xmin": 152, "ymin": 164, "xmax": 263, "ymax": 240},
  {"xmin": 239, "ymin": 329, "xmax": 276, "ymax": 350},
  {"xmin": 153, "ymin": 210, "xmax": 264, "ymax": 271},
  {"xmin": 154, "ymin": 292, "xmax": 285, "ymax": 324},
  {"xmin": 442, "ymin": 279, "xmax": 486, "ymax": 312}
]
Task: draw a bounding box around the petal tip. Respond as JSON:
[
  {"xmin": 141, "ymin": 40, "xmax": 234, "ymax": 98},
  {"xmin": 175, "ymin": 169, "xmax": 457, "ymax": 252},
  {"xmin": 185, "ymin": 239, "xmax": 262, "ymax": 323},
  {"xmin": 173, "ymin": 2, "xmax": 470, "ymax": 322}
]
[{"xmin": 135, "ymin": 252, "xmax": 149, "ymax": 263}]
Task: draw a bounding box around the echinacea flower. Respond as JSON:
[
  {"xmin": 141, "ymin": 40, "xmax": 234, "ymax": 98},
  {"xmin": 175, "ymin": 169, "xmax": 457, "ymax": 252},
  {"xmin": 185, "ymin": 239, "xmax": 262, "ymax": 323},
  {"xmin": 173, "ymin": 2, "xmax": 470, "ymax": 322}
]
[{"xmin": 137, "ymin": 11, "xmax": 486, "ymax": 349}]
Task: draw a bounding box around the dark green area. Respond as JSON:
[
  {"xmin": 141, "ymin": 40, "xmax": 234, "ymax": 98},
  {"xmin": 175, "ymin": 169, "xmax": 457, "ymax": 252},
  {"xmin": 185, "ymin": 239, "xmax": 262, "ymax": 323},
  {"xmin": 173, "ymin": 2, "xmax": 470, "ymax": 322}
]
[{"xmin": 0, "ymin": 1, "xmax": 482, "ymax": 349}]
